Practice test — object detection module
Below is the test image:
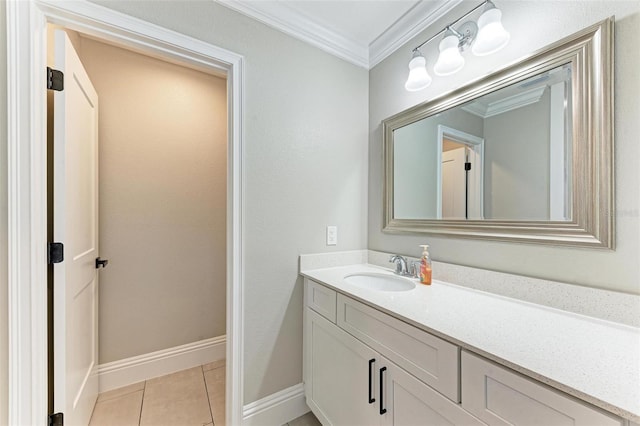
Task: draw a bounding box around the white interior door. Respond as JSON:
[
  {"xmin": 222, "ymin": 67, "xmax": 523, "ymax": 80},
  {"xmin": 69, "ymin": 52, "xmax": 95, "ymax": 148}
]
[
  {"xmin": 53, "ymin": 30, "xmax": 100, "ymax": 426},
  {"xmin": 441, "ymin": 147, "xmax": 467, "ymax": 219}
]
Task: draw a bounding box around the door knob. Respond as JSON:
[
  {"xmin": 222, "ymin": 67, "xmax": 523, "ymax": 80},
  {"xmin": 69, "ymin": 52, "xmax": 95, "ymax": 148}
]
[{"xmin": 95, "ymin": 257, "xmax": 109, "ymax": 269}]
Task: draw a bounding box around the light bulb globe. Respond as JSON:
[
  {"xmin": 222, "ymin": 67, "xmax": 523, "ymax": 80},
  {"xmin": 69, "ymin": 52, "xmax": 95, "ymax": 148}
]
[
  {"xmin": 472, "ymin": 7, "xmax": 510, "ymax": 56},
  {"xmin": 433, "ymin": 35, "xmax": 465, "ymax": 76},
  {"xmin": 404, "ymin": 54, "xmax": 432, "ymax": 91}
]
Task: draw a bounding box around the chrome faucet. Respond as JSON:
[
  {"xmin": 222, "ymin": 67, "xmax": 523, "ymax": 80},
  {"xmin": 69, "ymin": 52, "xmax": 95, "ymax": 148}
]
[{"xmin": 389, "ymin": 255, "xmax": 411, "ymax": 276}]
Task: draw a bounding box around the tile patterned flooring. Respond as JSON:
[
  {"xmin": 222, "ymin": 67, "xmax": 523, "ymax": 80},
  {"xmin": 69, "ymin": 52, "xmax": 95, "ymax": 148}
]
[
  {"xmin": 89, "ymin": 360, "xmax": 321, "ymax": 426},
  {"xmin": 284, "ymin": 412, "xmax": 321, "ymax": 426},
  {"xmin": 90, "ymin": 360, "xmax": 225, "ymax": 426}
]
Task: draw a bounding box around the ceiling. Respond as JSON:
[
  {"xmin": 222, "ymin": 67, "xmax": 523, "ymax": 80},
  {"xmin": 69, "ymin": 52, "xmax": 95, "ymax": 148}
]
[{"xmin": 218, "ymin": 0, "xmax": 463, "ymax": 69}]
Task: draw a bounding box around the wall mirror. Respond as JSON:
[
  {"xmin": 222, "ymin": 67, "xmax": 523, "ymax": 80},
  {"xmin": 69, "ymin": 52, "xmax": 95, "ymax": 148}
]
[{"xmin": 383, "ymin": 18, "xmax": 614, "ymax": 248}]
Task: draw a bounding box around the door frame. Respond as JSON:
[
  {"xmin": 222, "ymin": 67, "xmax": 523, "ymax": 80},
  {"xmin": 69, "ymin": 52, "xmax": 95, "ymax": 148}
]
[
  {"xmin": 6, "ymin": 1, "xmax": 245, "ymax": 425},
  {"xmin": 436, "ymin": 125, "xmax": 485, "ymax": 220}
]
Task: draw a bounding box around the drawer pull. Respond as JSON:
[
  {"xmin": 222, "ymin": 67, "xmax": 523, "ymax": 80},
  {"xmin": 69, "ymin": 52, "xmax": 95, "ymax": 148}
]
[
  {"xmin": 379, "ymin": 366, "xmax": 387, "ymax": 415},
  {"xmin": 368, "ymin": 358, "xmax": 376, "ymax": 404}
]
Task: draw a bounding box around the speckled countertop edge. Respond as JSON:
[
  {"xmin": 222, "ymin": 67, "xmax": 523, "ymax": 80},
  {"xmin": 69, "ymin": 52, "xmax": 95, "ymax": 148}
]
[{"xmin": 300, "ymin": 262, "xmax": 640, "ymax": 423}]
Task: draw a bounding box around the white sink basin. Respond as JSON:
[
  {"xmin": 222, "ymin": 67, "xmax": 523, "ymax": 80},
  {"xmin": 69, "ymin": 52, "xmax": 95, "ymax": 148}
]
[{"xmin": 343, "ymin": 273, "xmax": 416, "ymax": 292}]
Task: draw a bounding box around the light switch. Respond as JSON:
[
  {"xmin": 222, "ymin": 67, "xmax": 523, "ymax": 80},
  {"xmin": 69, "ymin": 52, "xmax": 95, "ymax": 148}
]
[{"xmin": 326, "ymin": 226, "xmax": 337, "ymax": 246}]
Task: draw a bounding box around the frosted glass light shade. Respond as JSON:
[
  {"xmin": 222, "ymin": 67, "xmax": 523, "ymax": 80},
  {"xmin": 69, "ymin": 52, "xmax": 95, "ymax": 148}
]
[
  {"xmin": 433, "ymin": 34, "xmax": 465, "ymax": 76},
  {"xmin": 405, "ymin": 53, "xmax": 432, "ymax": 91},
  {"xmin": 472, "ymin": 7, "xmax": 510, "ymax": 56}
]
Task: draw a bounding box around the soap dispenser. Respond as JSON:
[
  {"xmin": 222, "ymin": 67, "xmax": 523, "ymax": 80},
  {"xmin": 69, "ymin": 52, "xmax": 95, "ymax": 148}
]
[{"xmin": 419, "ymin": 245, "xmax": 432, "ymax": 285}]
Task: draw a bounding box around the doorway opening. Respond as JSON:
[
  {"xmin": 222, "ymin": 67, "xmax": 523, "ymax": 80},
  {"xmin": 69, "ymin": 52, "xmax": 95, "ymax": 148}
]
[
  {"xmin": 47, "ymin": 25, "xmax": 229, "ymax": 425},
  {"xmin": 436, "ymin": 125, "xmax": 484, "ymax": 220},
  {"xmin": 6, "ymin": 2, "xmax": 244, "ymax": 425}
]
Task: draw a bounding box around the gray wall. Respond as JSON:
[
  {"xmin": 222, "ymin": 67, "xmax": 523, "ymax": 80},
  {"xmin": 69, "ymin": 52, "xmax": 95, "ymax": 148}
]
[
  {"xmin": 74, "ymin": 36, "xmax": 228, "ymax": 364},
  {"xmin": 369, "ymin": 1, "xmax": 640, "ymax": 295},
  {"xmin": 393, "ymin": 119, "xmax": 439, "ymax": 219},
  {"xmin": 0, "ymin": 0, "xmax": 8, "ymax": 422},
  {"xmin": 484, "ymin": 88, "xmax": 551, "ymax": 220},
  {"xmin": 88, "ymin": 0, "xmax": 369, "ymax": 404}
]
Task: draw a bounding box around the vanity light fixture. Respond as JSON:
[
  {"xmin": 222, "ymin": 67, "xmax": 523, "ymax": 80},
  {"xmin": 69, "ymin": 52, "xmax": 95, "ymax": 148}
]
[
  {"xmin": 404, "ymin": 0, "xmax": 510, "ymax": 91},
  {"xmin": 472, "ymin": 1, "xmax": 511, "ymax": 56},
  {"xmin": 433, "ymin": 27, "xmax": 466, "ymax": 76},
  {"xmin": 404, "ymin": 49, "xmax": 432, "ymax": 91}
]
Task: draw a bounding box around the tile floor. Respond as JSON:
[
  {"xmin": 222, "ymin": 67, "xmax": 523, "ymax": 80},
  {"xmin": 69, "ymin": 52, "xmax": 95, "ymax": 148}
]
[
  {"xmin": 283, "ymin": 411, "xmax": 321, "ymax": 426},
  {"xmin": 90, "ymin": 360, "xmax": 225, "ymax": 426},
  {"xmin": 89, "ymin": 360, "xmax": 321, "ymax": 426}
]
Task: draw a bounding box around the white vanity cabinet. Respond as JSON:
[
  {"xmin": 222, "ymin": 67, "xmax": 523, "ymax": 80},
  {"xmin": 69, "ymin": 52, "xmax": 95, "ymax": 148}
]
[
  {"xmin": 336, "ymin": 293, "xmax": 460, "ymax": 402},
  {"xmin": 381, "ymin": 358, "xmax": 486, "ymax": 426},
  {"xmin": 303, "ymin": 278, "xmax": 485, "ymax": 426},
  {"xmin": 461, "ymin": 351, "xmax": 625, "ymax": 426},
  {"xmin": 304, "ymin": 308, "xmax": 380, "ymax": 426},
  {"xmin": 303, "ymin": 278, "xmax": 628, "ymax": 426}
]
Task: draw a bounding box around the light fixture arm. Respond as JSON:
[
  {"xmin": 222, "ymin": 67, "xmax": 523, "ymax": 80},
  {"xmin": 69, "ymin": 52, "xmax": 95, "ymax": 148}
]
[
  {"xmin": 404, "ymin": 0, "xmax": 508, "ymax": 90},
  {"xmin": 446, "ymin": 23, "xmax": 478, "ymax": 50},
  {"xmin": 411, "ymin": 0, "xmax": 489, "ymax": 52}
]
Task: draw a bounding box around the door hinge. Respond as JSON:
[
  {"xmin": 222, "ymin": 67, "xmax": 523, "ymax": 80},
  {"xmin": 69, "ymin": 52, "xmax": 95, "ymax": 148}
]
[
  {"xmin": 48, "ymin": 242, "xmax": 64, "ymax": 264},
  {"xmin": 49, "ymin": 412, "xmax": 64, "ymax": 426},
  {"xmin": 464, "ymin": 162, "xmax": 472, "ymax": 171},
  {"xmin": 47, "ymin": 67, "xmax": 64, "ymax": 91}
]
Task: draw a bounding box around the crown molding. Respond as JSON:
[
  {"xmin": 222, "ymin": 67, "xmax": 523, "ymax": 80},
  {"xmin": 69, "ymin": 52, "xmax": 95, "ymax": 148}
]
[
  {"xmin": 462, "ymin": 86, "xmax": 547, "ymax": 118},
  {"xmin": 369, "ymin": 0, "xmax": 462, "ymax": 68},
  {"xmin": 217, "ymin": 0, "xmax": 369, "ymax": 68},
  {"xmin": 216, "ymin": 0, "xmax": 463, "ymax": 70}
]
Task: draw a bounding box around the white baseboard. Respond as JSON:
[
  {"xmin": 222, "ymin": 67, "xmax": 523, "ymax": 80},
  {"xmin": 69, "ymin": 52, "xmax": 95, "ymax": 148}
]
[
  {"xmin": 97, "ymin": 335, "xmax": 226, "ymax": 392},
  {"xmin": 243, "ymin": 383, "xmax": 309, "ymax": 426}
]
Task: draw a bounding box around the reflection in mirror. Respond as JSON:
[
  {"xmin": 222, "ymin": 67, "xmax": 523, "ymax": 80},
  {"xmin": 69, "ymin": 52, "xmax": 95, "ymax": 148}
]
[
  {"xmin": 383, "ymin": 18, "xmax": 613, "ymax": 248},
  {"xmin": 393, "ymin": 63, "xmax": 572, "ymax": 221}
]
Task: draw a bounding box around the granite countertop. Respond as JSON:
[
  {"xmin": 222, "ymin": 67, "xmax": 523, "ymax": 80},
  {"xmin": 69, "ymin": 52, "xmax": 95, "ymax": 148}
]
[{"xmin": 301, "ymin": 263, "xmax": 640, "ymax": 422}]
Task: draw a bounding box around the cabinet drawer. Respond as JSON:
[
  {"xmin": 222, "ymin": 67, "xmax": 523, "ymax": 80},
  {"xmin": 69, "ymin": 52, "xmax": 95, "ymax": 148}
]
[
  {"xmin": 337, "ymin": 293, "xmax": 460, "ymax": 402},
  {"xmin": 461, "ymin": 351, "xmax": 623, "ymax": 426},
  {"xmin": 305, "ymin": 279, "xmax": 337, "ymax": 323}
]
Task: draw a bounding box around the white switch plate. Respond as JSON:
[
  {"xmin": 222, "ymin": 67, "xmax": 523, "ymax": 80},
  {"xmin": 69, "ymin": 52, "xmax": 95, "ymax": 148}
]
[{"xmin": 326, "ymin": 226, "xmax": 337, "ymax": 246}]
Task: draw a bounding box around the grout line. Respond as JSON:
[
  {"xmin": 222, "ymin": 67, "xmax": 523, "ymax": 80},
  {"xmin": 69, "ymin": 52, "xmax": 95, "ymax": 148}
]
[
  {"xmin": 88, "ymin": 397, "xmax": 98, "ymax": 426},
  {"xmin": 138, "ymin": 380, "xmax": 146, "ymax": 426},
  {"xmin": 202, "ymin": 365, "xmax": 216, "ymax": 425}
]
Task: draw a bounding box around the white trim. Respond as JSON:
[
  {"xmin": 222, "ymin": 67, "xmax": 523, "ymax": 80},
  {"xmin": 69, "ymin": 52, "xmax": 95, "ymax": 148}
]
[
  {"xmin": 6, "ymin": 1, "xmax": 244, "ymax": 424},
  {"xmin": 6, "ymin": 2, "xmax": 49, "ymax": 423},
  {"xmin": 437, "ymin": 125, "xmax": 485, "ymax": 220},
  {"xmin": 218, "ymin": 0, "xmax": 368, "ymax": 68},
  {"xmin": 98, "ymin": 337, "xmax": 226, "ymax": 393},
  {"xmin": 369, "ymin": 0, "xmax": 463, "ymax": 68},
  {"xmin": 461, "ymin": 86, "xmax": 547, "ymax": 118},
  {"xmin": 242, "ymin": 383, "xmax": 309, "ymax": 426},
  {"xmin": 218, "ymin": 0, "xmax": 462, "ymax": 70}
]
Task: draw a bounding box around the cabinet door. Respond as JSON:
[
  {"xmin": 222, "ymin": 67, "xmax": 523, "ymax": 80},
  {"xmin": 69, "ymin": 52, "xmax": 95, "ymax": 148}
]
[
  {"xmin": 380, "ymin": 357, "xmax": 486, "ymax": 426},
  {"xmin": 305, "ymin": 308, "xmax": 380, "ymax": 426},
  {"xmin": 461, "ymin": 351, "xmax": 623, "ymax": 426}
]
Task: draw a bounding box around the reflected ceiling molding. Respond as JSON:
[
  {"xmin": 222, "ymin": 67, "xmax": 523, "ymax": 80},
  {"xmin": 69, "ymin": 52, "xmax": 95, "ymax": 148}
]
[{"xmin": 462, "ymin": 86, "xmax": 546, "ymax": 118}]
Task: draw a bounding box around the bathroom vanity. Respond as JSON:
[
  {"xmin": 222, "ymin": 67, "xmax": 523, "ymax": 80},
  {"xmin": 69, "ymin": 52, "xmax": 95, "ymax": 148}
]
[{"xmin": 301, "ymin": 257, "xmax": 639, "ymax": 426}]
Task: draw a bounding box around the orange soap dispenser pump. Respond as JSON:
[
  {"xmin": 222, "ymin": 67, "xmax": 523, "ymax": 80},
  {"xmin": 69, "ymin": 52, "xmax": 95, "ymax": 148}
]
[{"xmin": 419, "ymin": 244, "xmax": 432, "ymax": 285}]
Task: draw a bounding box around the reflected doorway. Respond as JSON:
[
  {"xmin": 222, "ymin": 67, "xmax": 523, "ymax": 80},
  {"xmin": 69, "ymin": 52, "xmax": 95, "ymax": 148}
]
[{"xmin": 437, "ymin": 125, "xmax": 484, "ymax": 220}]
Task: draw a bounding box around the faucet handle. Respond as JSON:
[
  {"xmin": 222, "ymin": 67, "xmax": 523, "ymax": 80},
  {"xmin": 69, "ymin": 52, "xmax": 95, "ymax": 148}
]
[
  {"xmin": 410, "ymin": 261, "xmax": 421, "ymax": 279},
  {"xmin": 389, "ymin": 254, "xmax": 409, "ymax": 275}
]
